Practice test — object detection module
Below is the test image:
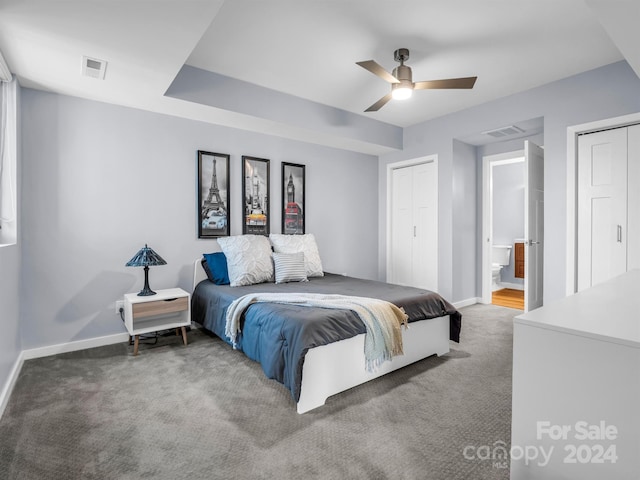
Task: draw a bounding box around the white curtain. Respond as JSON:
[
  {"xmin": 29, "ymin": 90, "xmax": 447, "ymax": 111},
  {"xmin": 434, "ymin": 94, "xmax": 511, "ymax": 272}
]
[{"xmin": 0, "ymin": 76, "xmax": 17, "ymax": 244}]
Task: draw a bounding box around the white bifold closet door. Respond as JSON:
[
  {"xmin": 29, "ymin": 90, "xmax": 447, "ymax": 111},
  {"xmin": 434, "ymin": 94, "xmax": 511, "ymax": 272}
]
[
  {"xmin": 389, "ymin": 160, "xmax": 438, "ymax": 291},
  {"xmin": 577, "ymin": 125, "xmax": 640, "ymax": 291}
]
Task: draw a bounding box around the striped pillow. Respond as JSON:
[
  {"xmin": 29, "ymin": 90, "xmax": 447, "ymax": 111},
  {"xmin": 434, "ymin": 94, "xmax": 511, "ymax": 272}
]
[
  {"xmin": 269, "ymin": 233, "xmax": 324, "ymax": 278},
  {"xmin": 272, "ymin": 251, "xmax": 308, "ymax": 284}
]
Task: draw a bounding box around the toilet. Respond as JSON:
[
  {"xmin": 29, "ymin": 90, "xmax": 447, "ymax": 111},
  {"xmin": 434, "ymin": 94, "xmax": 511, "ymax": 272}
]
[{"xmin": 491, "ymin": 245, "xmax": 512, "ymax": 291}]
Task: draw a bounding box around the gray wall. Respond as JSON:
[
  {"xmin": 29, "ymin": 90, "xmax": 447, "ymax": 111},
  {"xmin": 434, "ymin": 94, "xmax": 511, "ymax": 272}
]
[
  {"xmin": 492, "ymin": 161, "xmax": 524, "ymax": 286},
  {"xmin": 0, "ymin": 81, "xmax": 21, "ymax": 405},
  {"xmin": 9, "ymin": 60, "xmax": 640, "ymax": 358},
  {"xmin": 378, "ymin": 60, "xmax": 640, "ymax": 304},
  {"xmin": 0, "ymin": 245, "xmax": 20, "ymax": 399},
  {"xmin": 166, "ymin": 66, "xmax": 403, "ymax": 153},
  {"xmin": 19, "ymin": 89, "xmax": 379, "ymax": 350},
  {"xmin": 452, "ymin": 139, "xmax": 477, "ymax": 302}
]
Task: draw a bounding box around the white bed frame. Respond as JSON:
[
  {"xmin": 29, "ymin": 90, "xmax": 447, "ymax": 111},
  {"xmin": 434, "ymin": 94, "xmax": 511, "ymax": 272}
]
[{"xmin": 192, "ymin": 259, "xmax": 451, "ymax": 414}]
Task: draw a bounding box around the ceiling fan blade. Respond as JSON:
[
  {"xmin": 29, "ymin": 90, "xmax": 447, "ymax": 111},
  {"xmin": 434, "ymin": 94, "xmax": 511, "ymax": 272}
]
[
  {"xmin": 356, "ymin": 60, "xmax": 400, "ymax": 84},
  {"xmin": 414, "ymin": 76, "xmax": 477, "ymax": 90},
  {"xmin": 364, "ymin": 93, "xmax": 393, "ymax": 112}
]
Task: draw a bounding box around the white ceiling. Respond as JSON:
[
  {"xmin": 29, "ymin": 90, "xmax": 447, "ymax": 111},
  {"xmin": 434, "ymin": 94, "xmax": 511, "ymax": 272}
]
[{"xmin": 0, "ymin": 0, "xmax": 638, "ymax": 153}]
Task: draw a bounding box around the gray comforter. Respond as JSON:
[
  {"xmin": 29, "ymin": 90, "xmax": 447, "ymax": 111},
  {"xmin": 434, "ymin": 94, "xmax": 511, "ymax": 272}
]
[{"xmin": 191, "ymin": 273, "xmax": 461, "ymax": 402}]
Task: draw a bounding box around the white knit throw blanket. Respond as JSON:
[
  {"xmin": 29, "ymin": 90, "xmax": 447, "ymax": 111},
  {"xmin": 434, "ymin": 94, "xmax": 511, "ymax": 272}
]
[{"xmin": 225, "ymin": 293, "xmax": 408, "ymax": 372}]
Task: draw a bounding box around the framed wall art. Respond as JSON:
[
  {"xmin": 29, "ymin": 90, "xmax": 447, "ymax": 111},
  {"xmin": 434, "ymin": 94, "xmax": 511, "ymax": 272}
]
[
  {"xmin": 242, "ymin": 156, "xmax": 270, "ymax": 235},
  {"xmin": 197, "ymin": 150, "xmax": 230, "ymax": 238},
  {"xmin": 282, "ymin": 162, "xmax": 305, "ymax": 234}
]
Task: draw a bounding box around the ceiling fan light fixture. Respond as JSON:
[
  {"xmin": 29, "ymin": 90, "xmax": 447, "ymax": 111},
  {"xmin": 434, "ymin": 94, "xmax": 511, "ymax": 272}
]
[
  {"xmin": 392, "ymin": 82, "xmax": 413, "ymax": 100},
  {"xmin": 356, "ymin": 48, "xmax": 477, "ymax": 111}
]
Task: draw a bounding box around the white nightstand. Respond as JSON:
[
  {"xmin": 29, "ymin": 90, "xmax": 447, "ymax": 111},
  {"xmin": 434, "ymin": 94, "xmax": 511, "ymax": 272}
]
[{"xmin": 123, "ymin": 288, "xmax": 191, "ymax": 355}]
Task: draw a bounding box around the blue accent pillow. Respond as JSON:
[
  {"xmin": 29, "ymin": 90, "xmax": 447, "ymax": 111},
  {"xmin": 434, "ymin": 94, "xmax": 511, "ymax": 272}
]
[{"xmin": 202, "ymin": 252, "xmax": 230, "ymax": 285}]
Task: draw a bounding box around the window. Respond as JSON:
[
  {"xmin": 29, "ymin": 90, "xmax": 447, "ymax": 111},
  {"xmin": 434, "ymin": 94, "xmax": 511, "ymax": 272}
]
[{"xmin": 0, "ymin": 77, "xmax": 17, "ymax": 246}]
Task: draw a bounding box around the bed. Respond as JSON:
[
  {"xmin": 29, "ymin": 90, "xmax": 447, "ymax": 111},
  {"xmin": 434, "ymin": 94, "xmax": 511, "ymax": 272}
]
[{"xmin": 191, "ymin": 256, "xmax": 462, "ymax": 414}]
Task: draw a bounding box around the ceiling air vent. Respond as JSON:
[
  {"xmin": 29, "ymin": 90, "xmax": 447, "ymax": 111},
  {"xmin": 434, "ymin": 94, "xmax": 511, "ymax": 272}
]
[
  {"xmin": 482, "ymin": 125, "xmax": 525, "ymax": 138},
  {"xmin": 82, "ymin": 56, "xmax": 107, "ymax": 80}
]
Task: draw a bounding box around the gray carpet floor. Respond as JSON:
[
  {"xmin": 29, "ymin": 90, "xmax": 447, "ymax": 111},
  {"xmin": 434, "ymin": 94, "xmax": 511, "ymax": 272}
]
[{"xmin": 0, "ymin": 304, "xmax": 517, "ymax": 480}]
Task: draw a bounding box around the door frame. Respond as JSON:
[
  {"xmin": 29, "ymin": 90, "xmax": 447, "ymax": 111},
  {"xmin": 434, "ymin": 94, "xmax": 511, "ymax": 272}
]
[
  {"xmin": 480, "ymin": 151, "xmax": 524, "ymax": 304},
  {"xmin": 386, "ymin": 155, "xmax": 438, "ymax": 287},
  {"xmin": 565, "ymin": 112, "xmax": 640, "ymax": 296}
]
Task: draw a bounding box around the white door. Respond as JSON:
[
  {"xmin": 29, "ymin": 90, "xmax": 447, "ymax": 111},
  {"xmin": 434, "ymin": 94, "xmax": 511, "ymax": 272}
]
[
  {"xmin": 577, "ymin": 128, "xmax": 628, "ymax": 291},
  {"xmin": 412, "ymin": 161, "xmax": 438, "ymax": 290},
  {"xmin": 388, "ymin": 158, "xmax": 438, "ymax": 291},
  {"xmin": 390, "ymin": 166, "xmax": 414, "ymax": 286},
  {"xmin": 524, "ymin": 141, "xmax": 544, "ymax": 312},
  {"xmin": 628, "ymin": 124, "xmax": 640, "ymax": 270}
]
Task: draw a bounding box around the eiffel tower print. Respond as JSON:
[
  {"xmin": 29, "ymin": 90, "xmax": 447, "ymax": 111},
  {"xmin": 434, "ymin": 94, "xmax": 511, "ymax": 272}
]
[{"xmin": 202, "ymin": 157, "xmax": 226, "ymax": 218}]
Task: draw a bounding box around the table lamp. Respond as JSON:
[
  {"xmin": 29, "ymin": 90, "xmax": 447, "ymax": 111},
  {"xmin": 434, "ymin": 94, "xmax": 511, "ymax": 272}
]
[{"xmin": 125, "ymin": 244, "xmax": 167, "ymax": 296}]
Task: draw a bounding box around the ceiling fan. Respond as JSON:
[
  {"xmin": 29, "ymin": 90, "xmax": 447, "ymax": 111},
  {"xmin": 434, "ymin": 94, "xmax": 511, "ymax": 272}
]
[{"xmin": 356, "ymin": 48, "xmax": 477, "ymax": 112}]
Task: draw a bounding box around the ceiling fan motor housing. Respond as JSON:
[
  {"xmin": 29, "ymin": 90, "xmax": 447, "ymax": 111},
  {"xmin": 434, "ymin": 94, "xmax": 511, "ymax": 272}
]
[{"xmin": 392, "ymin": 64, "xmax": 413, "ymax": 83}]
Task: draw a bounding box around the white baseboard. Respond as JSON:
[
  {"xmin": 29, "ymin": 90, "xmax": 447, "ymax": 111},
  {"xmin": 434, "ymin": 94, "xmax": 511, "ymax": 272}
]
[
  {"xmin": 498, "ymin": 282, "xmax": 524, "ymax": 291},
  {"xmin": 21, "ymin": 332, "xmax": 130, "ymax": 361},
  {"xmin": 0, "ymin": 351, "xmax": 25, "ymax": 420},
  {"xmin": 453, "ymin": 297, "xmax": 480, "ymax": 309},
  {"xmin": 1, "ymin": 332, "xmax": 130, "ymax": 420}
]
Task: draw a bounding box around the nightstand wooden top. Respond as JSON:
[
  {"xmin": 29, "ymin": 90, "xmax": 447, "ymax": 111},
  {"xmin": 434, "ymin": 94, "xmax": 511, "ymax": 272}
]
[{"xmin": 124, "ymin": 287, "xmax": 188, "ymax": 303}]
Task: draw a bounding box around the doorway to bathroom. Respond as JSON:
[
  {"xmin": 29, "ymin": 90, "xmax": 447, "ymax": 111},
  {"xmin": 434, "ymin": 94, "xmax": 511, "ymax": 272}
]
[
  {"xmin": 481, "ymin": 141, "xmax": 544, "ymax": 312},
  {"xmin": 482, "ymin": 150, "xmax": 525, "ymax": 310},
  {"xmin": 483, "ymin": 153, "xmax": 525, "ymax": 309}
]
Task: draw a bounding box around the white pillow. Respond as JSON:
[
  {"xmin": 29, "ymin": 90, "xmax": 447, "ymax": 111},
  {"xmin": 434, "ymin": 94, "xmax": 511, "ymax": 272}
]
[
  {"xmin": 217, "ymin": 235, "xmax": 274, "ymax": 286},
  {"xmin": 269, "ymin": 233, "xmax": 324, "ymax": 278},
  {"xmin": 272, "ymin": 252, "xmax": 308, "ymax": 284}
]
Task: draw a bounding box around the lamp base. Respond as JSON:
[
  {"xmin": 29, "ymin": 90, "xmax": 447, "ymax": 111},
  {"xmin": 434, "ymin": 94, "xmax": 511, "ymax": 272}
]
[
  {"xmin": 137, "ymin": 266, "xmax": 157, "ymax": 296},
  {"xmin": 137, "ymin": 287, "xmax": 157, "ymax": 296}
]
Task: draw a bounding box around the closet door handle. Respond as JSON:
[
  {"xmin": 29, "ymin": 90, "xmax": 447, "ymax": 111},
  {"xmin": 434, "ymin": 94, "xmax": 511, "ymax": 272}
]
[
  {"xmin": 617, "ymin": 225, "xmax": 622, "ymax": 243},
  {"xmin": 413, "ymin": 226, "xmax": 417, "ymax": 237}
]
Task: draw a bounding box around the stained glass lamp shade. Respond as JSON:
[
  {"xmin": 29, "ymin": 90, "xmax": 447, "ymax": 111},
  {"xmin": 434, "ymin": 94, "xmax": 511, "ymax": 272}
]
[{"xmin": 125, "ymin": 244, "xmax": 167, "ymax": 296}]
